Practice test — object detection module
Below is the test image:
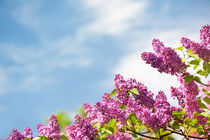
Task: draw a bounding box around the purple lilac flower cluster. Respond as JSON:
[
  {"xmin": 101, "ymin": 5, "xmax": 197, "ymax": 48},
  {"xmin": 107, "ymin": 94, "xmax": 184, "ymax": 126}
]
[
  {"xmin": 137, "ymin": 91, "xmax": 174, "ymax": 130},
  {"xmin": 65, "ymin": 115, "xmax": 97, "ymax": 140},
  {"xmin": 181, "ymin": 25, "xmax": 210, "ymax": 62},
  {"xmin": 37, "ymin": 115, "xmax": 62, "ymax": 140},
  {"xmin": 170, "ymin": 74, "xmax": 207, "ymax": 124},
  {"xmin": 177, "ymin": 74, "xmax": 200, "ymax": 117},
  {"xmin": 114, "ymin": 74, "xmax": 155, "ymax": 107},
  {"xmin": 7, "ymin": 127, "xmax": 33, "ymax": 140},
  {"xmin": 141, "ymin": 39, "xmax": 186, "ymax": 75},
  {"xmin": 85, "ymin": 74, "xmax": 174, "ymax": 132},
  {"xmin": 171, "ymin": 86, "xmax": 185, "ymax": 107},
  {"xmin": 84, "ymin": 93, "xmax": 128, "ymax": 127}
]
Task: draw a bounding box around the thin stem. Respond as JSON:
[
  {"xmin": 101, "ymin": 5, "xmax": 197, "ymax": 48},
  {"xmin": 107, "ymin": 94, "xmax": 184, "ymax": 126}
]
[
  {"xmin": 165, "ymin": 128, "xmax": 208, "ymax": 139},
  {"xmin": 196, "ymin": 80, "xmax": 210, "ymax": 87},
  {"xmin": 126, "ymin": 128, "xmax": 159, "ymax": 140}
]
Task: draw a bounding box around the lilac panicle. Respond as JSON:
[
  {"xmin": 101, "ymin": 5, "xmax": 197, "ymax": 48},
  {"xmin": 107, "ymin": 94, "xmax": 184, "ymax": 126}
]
[
  {"xmin": 200, "ymin": 24, "xmax": 210, "ymax": 48},
  {"xmin": 7, "ymin": 127, "xmax": 33, "ymax": 140},
  {"xmin": 152, "ymin": 38, "xmax": 165, "ymax": 54},
  {"xmin": 173, "ymin": 74, "xmax": 207, "ymax": 124},
  {"xmin": 21, "ymin": 127, "xmax": 33, "ymax": 139},
  {"xmin": 139, "ymin": 91, "xmax": 173, "ymax": 130},
  {"xmin": 178, "ymin": 75, "xmax": 200, "ymax": 116},
  {"xmin": 36, "ymin": 115, "xmax": 61, "ymax": 140},
  {"xmin": 142, "ymin": 39, "xmax": 186, "ymax": 75},
  {"xmin": 65, "ymin": 115, "xmax": 97, "ymax": 140},
  {"xmin": 7, "ymin": 129, "xmax": 23, "ymax": 140},
  {"xmin": 114, "ymin": 74, "xmax": 155, "ymax": 107},
  {"xmin": 171, "ymin": 86, "xmax": 185, "ymax": 107},
  {"xmin": 141, "ymin": 52, "xmax": 166, "ymax": 73},
  {"xmin": 181, "ymin": 25, "xmax": 210, "ymax": 62},
  {"xmin": 84, "ymin": 93, "xmax": 128, "ymax": 126}
]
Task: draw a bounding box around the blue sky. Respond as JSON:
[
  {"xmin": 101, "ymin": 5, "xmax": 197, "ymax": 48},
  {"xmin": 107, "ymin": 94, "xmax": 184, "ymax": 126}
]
[{"xmin": 0, "ymin": 0, "xmax": 209, "ymax": 138}]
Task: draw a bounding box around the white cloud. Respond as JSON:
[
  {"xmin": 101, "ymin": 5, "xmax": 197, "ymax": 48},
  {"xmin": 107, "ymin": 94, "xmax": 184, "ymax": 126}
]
[
  {"xmin": 113, "ymin": 52, "xmax": 179, "ymax": 94},
  {"xmin": 83, "ymin": 0, "xmax": 148, "ymax": 35},
  {"xmin": 0, "ymin": 36, "xmax": 92, "ymax": 95},
  {"xmin": 100, "ymin": 28, "xmax": 202, "ymax": 101}
]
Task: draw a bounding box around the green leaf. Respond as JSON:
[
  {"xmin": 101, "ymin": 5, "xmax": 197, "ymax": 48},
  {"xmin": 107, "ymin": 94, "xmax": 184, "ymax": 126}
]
[
  {"xmin": 172, "ymin": 110, "xmax": 185, "ymax": 120},
  {"xmin": 187, "ymin": 49, "xmax": 195, "ymax": 57},
  {"xmin": 108, "ymin": 89, "xmax": 116, "ymax": 99},
  {"xmin": 131, "ymin": 133, "xmax": 138, "ymax": 138},
  {"xmin": 100, "ymin": 138, "xmax": 108, "ymax": 140},
  {"xmin": 105, "ymin": 118, "xmax": 116, "ymax": 127},
  {"xmin": 120, "ymin": 105, "xmax": 127, "ymax": 110},
  {"xmin": 193, "ymin": 65, "xmax": 199, "ymax": 70},
  {"xmin": 189, "ymin": 59, "xmax": 200, "ymax": 65},
  {"xmin": 189, "ymin": 118, "xmax": 198, "ymax": 127},
  {"xmin": 175, "ymin": 46, "xmax": 184, "ymax": 51},
  {"xmin": 203, "ymin": 96, "xmax": 210, "ymax": 104},
  {"xmin": 197, "ymin": 98, "xmax": 207, "ymax": 109},
  {"xmin": 33, "ymin": 136, "xmax": 51, "ymax": 140},
  {"xmin": 60, "ymin": 135, "xmax": 69, "ymax": 140},
  {"xmin": 202, "ymin": 88, "xmax": 210, "ymax": 96},
  {"xmin": 98, "ymin": 135, "xmax": 108, "ymax": 140},
  {"xmin": 129, "ymin": 88, "xmax": 139, "ymax": 95},
  {"xmin": 196, "ymin": 126, "xmax": 205, "ymax": 135},
  {"xmin": 172, "ymin": 120, "xmax": 180, "ymax": 130},
  {"xmin": 32, "ymin": 138, "xmax": 41, "ymax": 140},
  {"xmin": 101, "ymin": 127, "xmax": 114, "ymax": 135},
  {"xmin": 129, "ymin": 113, "xmax": 137, "ymax": 123},
  {"xmin": 197, "ymin": 69, "xmax": 208, "ymax": 77},
  {"xmin": 167, "ymin": 136, "xmax": 175, "ymax": 140},
  {"xmin": 183, "ymin": 75, "xmax": 193, "ymax": 84},
  {"xmin": 193, "ymin": 76, "xmax": 201, "ymax": 83},
  {"xmin": 203, "ymin": 62, "xmax": 210, "ymax": 72}
]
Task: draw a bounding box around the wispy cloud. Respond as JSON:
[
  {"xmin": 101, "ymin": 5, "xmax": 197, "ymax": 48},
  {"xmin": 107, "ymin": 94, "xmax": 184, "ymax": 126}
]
[
  {"xmin": 0, "ymin": 35, "xmax": 92, "ymax": 95},
  {"xmin": 82, "ymin": 0, "xmax": 148, "ymax": 36},
  {"xmin": 99, "ymin": 3, "xmax": 210, "ymax": 98},
  {"xmin": 0, "ymin": 0, "xmax": 97, "ymax": 95}
]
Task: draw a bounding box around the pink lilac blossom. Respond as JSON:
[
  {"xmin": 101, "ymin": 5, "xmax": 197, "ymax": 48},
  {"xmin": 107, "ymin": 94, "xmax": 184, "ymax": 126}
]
[
  {"xmin": 7, "ymin": 129, "xmax": 23, "ymax": 140},
  {"xmin": 174, "ymin": 74, "xmax": 207, "ymax": 124},
  {"xmin": 85, "ymin": 75, "xmax": 173, "ymax": 131},
  {"xmin": 171, "ymin": 86, "xmax": 185, "ymax": 107},
  {"xmin": 138, "ymin": 91, "xmax": 173, "ymax": 130},
  {"xmin": 200, "ymin": 25, "xmax": 210, "ymax": 48},
  {"xmin": 21, "ymin": 127, "xmax": 33, "ymax": 139},
  {"xmin": 37, "ymin": 115, "xmax": 62, "ymax": 140},
  {"xmin": 114, "ymin": 74, "xmax": 155, "ymax": 108},
  {"xmin": 84, "ymin": 93, "xmax": 128, "ymax": 127},
  {"xmin": 65, "ymin": 115, "xmax": 97, "ymax": 140},
  {"xmin": 7, "ymin": 128, "xmax": 33, "ymax": 140},
  {"xmin": 141, "ymin": 52, "xmax": 166, "ymax": 73},
  {"xmin": 142, "ymin": 39, "xmax": 186, "ymax": 75},
  {"xmin": 181, "ymin": 25, "xmax": 210, "ymax": 62},
  {"xmin": 178, "ymin": 75, "xmax": 200, "ymax": 116}
]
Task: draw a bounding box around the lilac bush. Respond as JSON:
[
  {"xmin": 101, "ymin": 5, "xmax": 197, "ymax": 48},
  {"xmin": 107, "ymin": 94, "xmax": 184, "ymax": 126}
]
[{"xmin": 6, "ymin": 25, "xmax": 210, "ymax": 140}]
